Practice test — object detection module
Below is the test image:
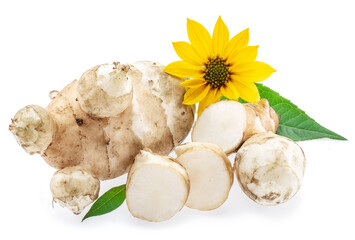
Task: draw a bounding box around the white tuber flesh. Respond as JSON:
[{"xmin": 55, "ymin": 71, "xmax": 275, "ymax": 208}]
[
  {"xmin": 9, "ymin": 105, "xmax": 53, "ymax": 154},
  {"xmin": 191, "ymin": 99, "xmax": 279, "ymax": 154},
  {"xmin": 77, "ymin": 62, "xmax": 133, "ymax": 118},
  {"xmin": 50, "ymin": 166, "xmax": 100, "ymax": 214},
  {"xmin": 175, "ymin": 142, "xmax": 233, "ymax": 210},
  {"xmin": 191, "ymin": 100, "xmax": 247, "ymax": 154},
  {"xmin": 235, "ymin": 132, "xmax": 306, "ymax": 205},
  {"xmin": 126, "ymin": 150, "xmax": 189, "ymax": 222}
]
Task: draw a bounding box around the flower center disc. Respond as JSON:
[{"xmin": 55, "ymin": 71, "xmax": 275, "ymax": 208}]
[{"xmin": 203, "ymin": 58, "xmax": 230, "ymax": 89}]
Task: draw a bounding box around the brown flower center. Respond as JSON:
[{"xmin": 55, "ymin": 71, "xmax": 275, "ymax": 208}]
[{"xmin": 203, "ymin": 57, "xmax": 230, "ymax": 89}]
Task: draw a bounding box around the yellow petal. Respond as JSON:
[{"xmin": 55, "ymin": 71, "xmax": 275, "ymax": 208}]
[
  {"xmin": 183, "ymin": 85, "xmax": 211, "ymax": 105},
  {"xmin": 220, "ymin": 81, "xmax": 240, "ymax": 100},
  {"xmin": 197, "ymin": 88, "xmax": 221, "ymax": 116},
  {"xmin": 212, "ymin": 16, "xmax": 229, "ymax": 57},
  {"xmin": 164, "ymin": 61, "xmax": 204, "ymax": 78},
  {"xmin": 180, "ymin": 78, "xmax": 206, "ymax": 88},
  {"xmin": 187, "ymin": 18, "xmax": 212, "ymax": 60},
  {"xmin": 223, "ymin": 28, "xmax": 249, "ymax": 57},
  {"xmin": 233, "ymin": 61, "xmax": 276, "ymax": 82},
  {"xmin": 233, "ymin": 81, "xmax": 260, "ymax": 103},
  {"xmin": 227, "ymin": 46, "xmax": 259, "ymax": 66},
  {"xmin": 173, "ymin": 41, "xmax": 204, "ymax": 66}
]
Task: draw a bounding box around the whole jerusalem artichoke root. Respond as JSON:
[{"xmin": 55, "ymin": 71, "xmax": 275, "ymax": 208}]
[
  {"xmin": 235, "ymin": 132, "xmax": 306, "ymax": 205},
  {"xmin": 9, "ymin": 61, "xmax": 195, "ymax": 214}
]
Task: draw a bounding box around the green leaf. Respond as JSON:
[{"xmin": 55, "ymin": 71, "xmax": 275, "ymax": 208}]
[
  {"xmin": 252, "ymin": 83, "xmax": 346, "ymax": 141},
  {"xmin": 221, "ymin": 84, "xmax": 346, "ymax": 141},
  {"xmin": 82, "ymin": 184, "xmax": 126, "ymax": 222}
]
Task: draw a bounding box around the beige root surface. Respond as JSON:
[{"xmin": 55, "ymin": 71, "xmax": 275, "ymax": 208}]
[
  {"xmin": 133, "ymin": 61, "xmax": 195, "ymax": 146},
  {"xmin": 77, "ymin": 63, "xmax": 133, "ymax": 118},
  {"xmin": 9, "ymin": 105, "xmax": 54, "ymax": 154},
  {"xmin": 16, "ymin": 61, "xmax": 195, "ymax": 180},
  {"xmin": 243, "ymin": 99, "xmax": 280, "ymax": 141},
  {"xmin": 235, "ymin": 132, "xmax": 306, "ymax": 205},
  {"xmin": 50, "ymin": 166, "xmax": 100, "ymax": 214}
]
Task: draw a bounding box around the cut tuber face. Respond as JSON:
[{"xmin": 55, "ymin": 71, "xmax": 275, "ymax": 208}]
[
  {"xmin": 175, "ymin": 142, "xmax": 233, "ymax": 210},
  {"xmin": 191, "ymin": 99, "xmax": 280, "ymax": 154},
  {"xmin": 235, "ymin": 132, "xmax": 306, "ymax": 205},
  {"xmin": 126, "ymin": 150, "xmax": 189, "ymax": 222},
  {"xmin": 191, "ymin": 100, "xmax": 247, "ymax": 154}
]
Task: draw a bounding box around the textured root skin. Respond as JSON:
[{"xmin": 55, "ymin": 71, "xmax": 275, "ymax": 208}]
[
  {"xmin": 101, "ymin": 104, "xmax": 144, "ymax": 178},
  {"xmin": 60, "ymin": 81, "xmax": 111, "ymax": 179},
  {"xmin": 42, "ymin": 82, "xmax": 84, "ymax": 170},
  {"xmin": 235, "ymin": 132, "xmax": 306, "ymax": 205},
  {"xmin": 50, "ymin": 166, "xmax": 100, "ymax": 214},
  {"xmin": 242, "ymin": 99, "xmax": 280, "ymax": 142},
  {"xmin": 127, "ymin": 65, "xmax": 175, "ymax": 154},
  {"xmin": 9, "ymin": 105, "xmax": 54, "ymax": 154},
  {"xmin": 133, "ymin": 61, "xmax": 195, "ymax": 147},
  {"xmin": 11, "ymin": 61, "xmax": 194, "ymax": 182},
  {"xmin": 77, "ymin": 63, "xmax": 133, "ymax": 118}
]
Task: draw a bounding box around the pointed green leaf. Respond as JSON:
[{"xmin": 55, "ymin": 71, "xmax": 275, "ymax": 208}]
[
  {"xmin": 251, "ymin": 83, "xmax": 346, "ymax": 141},
  {"xmin": 82, "ymin": 184, "xmax": 126, "ymax": 222},
  {"xmin": 221, "ymin": 84, "xmax": 346, "ymax": 141}
]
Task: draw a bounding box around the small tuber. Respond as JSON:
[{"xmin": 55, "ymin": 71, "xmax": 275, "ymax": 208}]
[
  {"xmin": 235, "ymin": 132, "xmax": 306, "ymax": 205},
  {"xmin": 9, "ymin": 105, "xmax": 53, "ymax": 154},
  {"xmin": 50, "ymin": 166, "xmax": 100, "ymax": 214}
]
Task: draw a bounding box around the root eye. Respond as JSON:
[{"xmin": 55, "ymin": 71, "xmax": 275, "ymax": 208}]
[
  {"xmin": 203, "ymin": 57, "xmax": 230, "ymax": 89},
  {"xmin": 76, "ymin": 119, "xmax": 84, "ymax": 126}
]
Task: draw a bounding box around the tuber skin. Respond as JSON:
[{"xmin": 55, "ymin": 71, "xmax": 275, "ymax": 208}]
[
  {"xmin": 9, "ymin": 105, "xmax": 53, "ymax": 154},
  {"xmin": 243, "ymin": 98, "xmax": 280, "ymax": 142},
  {"xmin": 50, "ymin": 166, "xmax": 100, "ymax": 214},
  {"xmin": 77, "ymin": 63, "xmax": 133, "ymax": 118},
  {"xmin": 9, "ymin": 61, "xmax": 194, "ymax": 214},
  {"xmin": 235, "ymin": 132, "xmax": 306, "ymax": 205}
]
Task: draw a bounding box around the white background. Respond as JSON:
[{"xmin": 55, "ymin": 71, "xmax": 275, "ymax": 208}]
[{"xmin": 1, "ymin": 0, "xmax": 354, "ymax": 239}]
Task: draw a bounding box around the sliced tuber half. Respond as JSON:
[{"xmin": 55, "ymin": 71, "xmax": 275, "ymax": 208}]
[
  {"xmin": 126, "ymin": 150, "xmax": 189, "ymax": 222},
  {"xmin": 175, "ymin": 142, "xmax": 233, "ymax": 210},
  {"xmin": 191, "ymin": 100, "xmax": 247, "ymax": 154},
  {"xmin": 191, "ymin": 99, "xmax": 280, "ymax": 154}
]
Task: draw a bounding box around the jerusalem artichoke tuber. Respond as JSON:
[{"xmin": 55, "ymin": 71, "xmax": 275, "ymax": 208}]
[
  {"xmin": 126, "ymin": 150, "xmax": 189, "ymax": 222},
  {"xmin": 235, "ymin": 132, "xmax": 306, "ymax": 205},
  {"xmin": 191, "ymin": 99, "xmax": 279, "ymax": 154}
]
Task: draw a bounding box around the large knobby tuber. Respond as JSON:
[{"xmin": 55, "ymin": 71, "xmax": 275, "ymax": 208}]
[{"xmin": 9, "ymin": 61, "xmax": 195, "ymax": 214}]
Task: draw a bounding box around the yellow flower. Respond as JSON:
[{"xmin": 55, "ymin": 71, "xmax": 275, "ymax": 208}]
[{"xmin": 164, "ymin": 17, "xmax": 276, "ymax": 116}]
